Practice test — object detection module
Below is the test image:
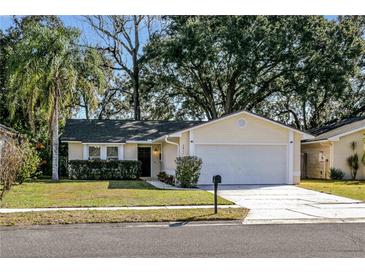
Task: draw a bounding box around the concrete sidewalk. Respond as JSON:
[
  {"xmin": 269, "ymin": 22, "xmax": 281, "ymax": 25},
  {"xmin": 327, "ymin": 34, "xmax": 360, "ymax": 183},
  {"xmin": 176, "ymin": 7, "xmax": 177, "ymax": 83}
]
[{"xmin": 0, "ymin": 204, "xmax": 240, "ymax": 214}]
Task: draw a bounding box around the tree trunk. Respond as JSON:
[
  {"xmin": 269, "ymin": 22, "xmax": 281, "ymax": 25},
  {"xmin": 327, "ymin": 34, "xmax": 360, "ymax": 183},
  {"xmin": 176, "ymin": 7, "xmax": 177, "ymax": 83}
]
[
  {"xmin": 52, "ymin": 88, "xmax": 60, "ymax": 181},
  {"xmin": 133, "ymin": 76, "xmax": 140, "ymax": 120},
  {"xmin": 132, "ymin": 16, "xmax": 141, "ymax": 121}
]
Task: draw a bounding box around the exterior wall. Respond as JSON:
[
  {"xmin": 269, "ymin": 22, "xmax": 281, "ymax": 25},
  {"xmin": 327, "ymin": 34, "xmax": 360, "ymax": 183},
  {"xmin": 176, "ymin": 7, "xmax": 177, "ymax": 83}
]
[
  {"xmin": 124, "ymin": 144, "xmax": 137, "ymax": 160},
  {"xmin": 293, "ymin": 132, "xmax": 301, "ymax": 184},
  {"xmin": 193, "ymin": 113, "xmax": 288, "ymax": 144},
  {"xmin": 180, "ymin": 132, "xmax": 190, "ymax": 156},
  {"xmin": 301, "ymin": 142, "xmax": 332, "ymax": 179},
  {"xmin": 161, "ymin": 137, "xmax": 179, "ymax": 175},
  {"xmin": 68, "ymin": 143, "xmax": 83, "ymax": 160},
  {"xmin": 333, "ymin": 130, "xmax": 365, "ymax": 180}
]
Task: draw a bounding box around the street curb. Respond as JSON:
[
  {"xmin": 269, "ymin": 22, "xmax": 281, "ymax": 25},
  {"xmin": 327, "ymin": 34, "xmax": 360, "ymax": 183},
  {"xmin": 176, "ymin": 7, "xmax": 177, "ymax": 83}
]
[{"xmin": 242, "ymin": 217, "xmax": 365, "ymax": 225}]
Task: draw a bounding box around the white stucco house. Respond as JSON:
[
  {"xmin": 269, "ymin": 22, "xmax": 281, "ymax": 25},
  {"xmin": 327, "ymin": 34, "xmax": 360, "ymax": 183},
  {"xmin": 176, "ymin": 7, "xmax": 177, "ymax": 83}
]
[
  {"xmin": 301, "ymin": 116, "xmax": 365, "ymax": 180},
  {"xmin": 61, "ymin": 110, "xmax": 312, "ymax": 185}
]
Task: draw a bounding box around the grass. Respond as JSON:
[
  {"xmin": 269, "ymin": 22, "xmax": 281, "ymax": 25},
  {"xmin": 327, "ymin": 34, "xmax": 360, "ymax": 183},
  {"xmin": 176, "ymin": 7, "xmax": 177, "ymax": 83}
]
[
  {"xmin": 299, "ymin": 179, "xmax": 365, "ymax": 201},
  {"xmin": 0, "ymin": 208, "xmax": 249, "ymax": 226},
  {"xmin": 0, "ymin": 180, "xmax": 233, "ymax": 208}
]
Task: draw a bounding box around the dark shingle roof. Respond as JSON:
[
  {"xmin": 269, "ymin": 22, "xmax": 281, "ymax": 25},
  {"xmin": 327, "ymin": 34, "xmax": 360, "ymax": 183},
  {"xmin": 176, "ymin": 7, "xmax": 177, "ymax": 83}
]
[
  {"xmin": 61, "ymin": 119, "xmax": 204, "ymax": 143},
  {"xmin": 302, "ymin": 116, "xmax": 365, "ymax": 142},
  {"xmin": 308, "ymin": 116, "xmax": 365, "ymax": 136}
]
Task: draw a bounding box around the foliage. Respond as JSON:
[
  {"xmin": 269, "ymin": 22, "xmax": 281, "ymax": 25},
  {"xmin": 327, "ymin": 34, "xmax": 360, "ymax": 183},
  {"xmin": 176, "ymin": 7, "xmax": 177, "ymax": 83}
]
[
  {"xmin": 347, "ymin": 154, "xmax": 360, "ymax": 180},
  {"xmin": 6, "ymin": 16, "xmax": 83, "ymax": 180},
  {"xmin": 329, "ymin": 168, "xmax": 345, "ymax": 180},
  {"xmin": 175, "ymin": 156, "xmax": 203, "ymax": 188},
  {"xmin": 157, "ymin": 171, "xmax": 168, "ymax": 181},
  {"xmin": 157, "ymin": 172, "xmax": 175, "ymax": 186},
  {"xmin": 145, "ymin": 16, "xmax": 365, "ymax": 127},
  {"xmin": 68, "ymin": 160, "xmax": 141, "ymax": 180},
  {"xmin": 0, "ymin": 139, "xmax": 23, "ymax": 198},
  {"xmin": 74, "ymin": 48, "xmax": 112, "ymax": 119},
  {"xmin": 16, "ymin": 140, "xmax": 41, "ymax": 184},
  {"xmin": 347, "ymin": 141, "xmax": 359, "ymax": 180}
]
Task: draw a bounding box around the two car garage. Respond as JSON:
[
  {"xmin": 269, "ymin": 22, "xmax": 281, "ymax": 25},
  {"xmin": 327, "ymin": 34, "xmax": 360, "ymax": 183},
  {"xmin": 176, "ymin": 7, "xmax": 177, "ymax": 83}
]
[{"xmin": 182, "ymin": 111, "xmax": 302, "ymax": 185}]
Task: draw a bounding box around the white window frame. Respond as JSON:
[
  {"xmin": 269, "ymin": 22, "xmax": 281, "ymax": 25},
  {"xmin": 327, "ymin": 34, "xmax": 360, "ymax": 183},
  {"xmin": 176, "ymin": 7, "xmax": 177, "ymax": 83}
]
[{"xmin": 106, "ymin": 146, "xmax": 119, "ymax": 160}]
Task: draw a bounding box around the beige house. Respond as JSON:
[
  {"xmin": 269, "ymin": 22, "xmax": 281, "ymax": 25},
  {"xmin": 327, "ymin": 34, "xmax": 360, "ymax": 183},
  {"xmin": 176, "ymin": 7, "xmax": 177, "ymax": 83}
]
[
  {"xmin": 301, "ymin": 117, "xmax": 365, "ymax": 180},
  {"xmin": 61, "ymin": 110, "xmax": 311, "ymax": 185}
]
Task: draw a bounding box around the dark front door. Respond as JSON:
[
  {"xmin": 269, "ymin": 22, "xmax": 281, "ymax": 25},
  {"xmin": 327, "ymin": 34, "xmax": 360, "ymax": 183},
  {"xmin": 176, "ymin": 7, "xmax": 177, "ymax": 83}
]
[{"xmin": 138, "ymin": 147, "xmax": 151, "ymax": 177}]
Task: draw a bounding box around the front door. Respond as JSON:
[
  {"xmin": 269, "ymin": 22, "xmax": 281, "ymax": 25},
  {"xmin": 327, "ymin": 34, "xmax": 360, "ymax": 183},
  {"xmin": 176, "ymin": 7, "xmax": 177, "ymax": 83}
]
[{"xmin": 138, "ymin": 147, "xmax": 151, "ymax": 177}]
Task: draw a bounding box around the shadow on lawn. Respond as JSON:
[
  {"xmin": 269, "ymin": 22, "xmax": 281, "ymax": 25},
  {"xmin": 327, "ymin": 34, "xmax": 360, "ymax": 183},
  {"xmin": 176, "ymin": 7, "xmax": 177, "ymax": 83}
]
[{"xmin": 107, "ymin": 181, "xmax": 156, "ymax": 190}]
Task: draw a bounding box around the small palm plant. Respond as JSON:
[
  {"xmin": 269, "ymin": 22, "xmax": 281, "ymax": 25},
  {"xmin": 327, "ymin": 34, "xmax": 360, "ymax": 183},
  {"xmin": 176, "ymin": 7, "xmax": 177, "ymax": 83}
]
[{"xmin": 347, "ymin": 141, "xmax": 359, "ymax": 180}]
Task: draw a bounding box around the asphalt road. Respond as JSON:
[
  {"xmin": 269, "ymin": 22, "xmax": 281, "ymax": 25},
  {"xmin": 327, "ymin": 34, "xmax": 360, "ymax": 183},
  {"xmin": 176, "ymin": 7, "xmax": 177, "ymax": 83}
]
[{"xmin": 1, "ymin": 222, "xmax": 365, "ymax": 257}]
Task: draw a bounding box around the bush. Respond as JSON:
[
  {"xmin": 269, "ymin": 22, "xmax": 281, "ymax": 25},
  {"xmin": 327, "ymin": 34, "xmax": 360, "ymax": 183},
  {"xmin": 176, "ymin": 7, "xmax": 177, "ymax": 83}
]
[
  {"xmin": 16, "ymin": 140, "xmax": 41, "ymax": 183},
  {"xmin": 157, "ymin": 172, "xmax": 168, "ymax": 181},
  {"xmin": 329, "ymin": 168, "xmax": 345, "ymax": 180},
  {"xmin": 1, "ymin": 138, "xmax": 40, "ymax": 198},
  {"xmin": 0, "ymin": 139, "xmax": 23, "ymax": 198},
  {"xmin": 157, "ymin": 172, "xmax": 175, "ymax": 186},
  {"xmin": 68, "ymin": 160, "xmax": 141, "ymax": 180},
  {"xmin": 175, "ymin": 156, "xmax": 202, "ymax": 188},
  {"xmin": 347, "ymin": 154, "xmax": 359, "ymax": 180}
]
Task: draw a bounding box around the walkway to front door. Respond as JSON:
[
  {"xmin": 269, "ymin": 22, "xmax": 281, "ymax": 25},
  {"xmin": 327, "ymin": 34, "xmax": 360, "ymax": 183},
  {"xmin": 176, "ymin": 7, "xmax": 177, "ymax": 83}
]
[
  {"xmin": 200, "ymin": 184, "xmax": 365, "ymax": 224},
  {"xmin": 138, "ymin": 147, "xmax": 151, "ymax": 177}
]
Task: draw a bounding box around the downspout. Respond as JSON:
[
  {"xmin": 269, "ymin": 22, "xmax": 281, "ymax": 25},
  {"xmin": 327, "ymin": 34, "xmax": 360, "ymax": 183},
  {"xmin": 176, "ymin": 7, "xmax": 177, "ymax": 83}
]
[{"xmin": 164, "ymin": 136, "xmax": 180, "ymax": 157}]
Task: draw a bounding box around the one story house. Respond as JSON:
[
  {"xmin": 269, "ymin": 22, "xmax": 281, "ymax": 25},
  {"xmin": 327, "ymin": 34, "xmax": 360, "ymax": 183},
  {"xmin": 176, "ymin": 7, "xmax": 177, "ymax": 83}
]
[
  {"xmin": 61, "ymin": 110, "xmax": 312, "ymax": 185},
  {"xmin": 301, "ymin": 116, "xmax": 365, "ymax": 180}
]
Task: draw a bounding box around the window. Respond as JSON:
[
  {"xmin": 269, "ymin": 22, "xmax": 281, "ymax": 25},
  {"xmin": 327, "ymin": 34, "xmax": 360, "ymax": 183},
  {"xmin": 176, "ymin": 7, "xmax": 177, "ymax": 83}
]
[
  {"xmin": 107, "ymin": 146, "xmax": 119, "ymax": 160},
  {"xmin": 89, "ymin": 146, "xmax": 101, "ymax": 160}
]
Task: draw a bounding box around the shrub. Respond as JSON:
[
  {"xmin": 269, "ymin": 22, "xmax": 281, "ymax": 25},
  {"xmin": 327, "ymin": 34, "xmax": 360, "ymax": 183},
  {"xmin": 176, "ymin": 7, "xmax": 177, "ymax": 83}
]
[
  {"xmin": 157, "ymin": 172, "xmax": 175, "ymax": 186},
  {"xmin": 16, "ymin": 140, "xmax": 41, "ymax": 184},
  {"xmin": 347, "ymin": 141, "xmax": 360, "ymax": 180},
  {"xmin": 157, "ymin": 172, "xmax": 168, "ymax": 181},
  {"xmin": 175, "ymin": 156, "xmax": 202, "ymax": 188},
  {"xmin": 0, "ymin": 139, "xmax": 22, "ymax": 198},
  {"xmin": 68, "ymin": 160, "xmax": 141, "ymax": 180},
  {"xmin": 329, "ymin": 168, "xmax": 345, "ymax": 180}
]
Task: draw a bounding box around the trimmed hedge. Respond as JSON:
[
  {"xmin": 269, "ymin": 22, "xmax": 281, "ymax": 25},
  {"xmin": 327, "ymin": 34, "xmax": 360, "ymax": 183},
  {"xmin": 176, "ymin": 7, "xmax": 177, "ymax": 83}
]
[{"xmin": 68, "ymin": 160, "xmax": 141, "ymax": 180}]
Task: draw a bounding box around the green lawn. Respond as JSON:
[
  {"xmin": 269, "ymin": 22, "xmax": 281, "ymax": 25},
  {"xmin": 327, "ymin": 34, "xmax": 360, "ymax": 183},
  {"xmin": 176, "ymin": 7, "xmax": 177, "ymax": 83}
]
[
  {"xmin": 0, "ymin": 208, "xmax": 248, "ymax": 226},
  {"xmin": 300, "ymin": 179, "xmax": 365, "ymax": 201},
  {"xmin": 0, "ymin": 180, "xmax": 233, "ymax": 208}
]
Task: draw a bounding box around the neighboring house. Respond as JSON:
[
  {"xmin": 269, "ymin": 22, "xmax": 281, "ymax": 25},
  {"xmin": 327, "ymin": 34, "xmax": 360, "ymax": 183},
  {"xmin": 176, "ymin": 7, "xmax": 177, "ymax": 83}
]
[
  {"xmin": 61, "ymin": 110, "xmax": 312, "ymax": 185},
  {"xmin": 301, "ymin": 117, "xmax": 365, "ymax": 180},
  {"xmin": 0, "ymin": 123, "xmax": 19, "ymax": 159}
]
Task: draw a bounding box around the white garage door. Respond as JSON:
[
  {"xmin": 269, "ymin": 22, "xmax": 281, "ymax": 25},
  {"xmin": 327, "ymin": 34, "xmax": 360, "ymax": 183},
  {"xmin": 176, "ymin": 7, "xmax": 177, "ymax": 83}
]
[{"xmin": 195, "ymin": 144, "xmax": 288, "ymax": 185}]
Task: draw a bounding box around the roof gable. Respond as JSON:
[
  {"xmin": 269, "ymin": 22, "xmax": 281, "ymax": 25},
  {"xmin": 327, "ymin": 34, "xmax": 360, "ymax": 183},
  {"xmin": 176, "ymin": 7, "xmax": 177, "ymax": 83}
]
[{"xmin": 154, "ymin": 110, "xmax": 311, "ymax": 141}]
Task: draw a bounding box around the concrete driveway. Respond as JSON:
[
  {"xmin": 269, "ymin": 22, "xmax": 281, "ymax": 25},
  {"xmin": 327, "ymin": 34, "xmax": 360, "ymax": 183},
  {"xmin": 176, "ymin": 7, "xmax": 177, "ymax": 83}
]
[{"xmin": 200, "ymin": 185, "xmax": 365, "ymax": 224}]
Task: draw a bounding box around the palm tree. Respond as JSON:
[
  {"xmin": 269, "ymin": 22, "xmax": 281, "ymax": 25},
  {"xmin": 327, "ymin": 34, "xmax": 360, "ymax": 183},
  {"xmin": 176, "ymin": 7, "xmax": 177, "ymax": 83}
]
[{"xmin": 7, "ymin": 19, "xmax": 79, "ymax": 180}]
